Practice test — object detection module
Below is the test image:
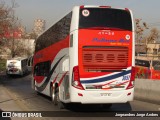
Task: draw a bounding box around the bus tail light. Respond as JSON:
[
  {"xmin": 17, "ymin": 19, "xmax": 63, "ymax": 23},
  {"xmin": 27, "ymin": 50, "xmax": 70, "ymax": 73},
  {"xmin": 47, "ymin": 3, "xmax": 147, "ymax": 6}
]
[
  {"xmin": 80, "ymin": 5, "xmax": 84, "ymax": 9},
  {"xmin": 125, "ymin": 8, "xmax": 130, "ymax": 13},
  {"xmin": 9, "ymin": 68, "xmax": 18, "ymax": 72},
  {"xmin": 72, "ymin": 66, "xmax": 84, "ymax": 90},
  {"xmin": 126, "ymin": 67, "xmax": 135, "ymax": 89}
]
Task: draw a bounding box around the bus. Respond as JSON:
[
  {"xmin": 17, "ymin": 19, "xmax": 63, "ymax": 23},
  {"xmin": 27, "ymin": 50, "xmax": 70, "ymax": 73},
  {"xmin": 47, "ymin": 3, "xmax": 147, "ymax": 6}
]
[
  {"xmin": 32, "ymin": 5, "xmax": 135, "ymax": 108},
  {"xmin": 27, "ymin": 55, "xmax": 33, "ymax": 73},
  {"xmin": 135, "ymin": 59, "xmax": 160, "ymax": 79},
  {"xmin": 6, "ymin": 57, "xmax": 28, "ymax": 76}
]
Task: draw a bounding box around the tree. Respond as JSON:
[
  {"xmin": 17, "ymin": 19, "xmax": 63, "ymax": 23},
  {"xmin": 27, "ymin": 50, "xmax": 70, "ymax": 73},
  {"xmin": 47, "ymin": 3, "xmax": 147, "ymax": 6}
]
[
  {"xmin": 135, "ymin": 19, "xmax": 160, "ymax": 79},
  {"xmin": 0, "ymin": 0, "xmax": 21, "ymax": 58},
  {"xmin": 0, "ymin": 1, "xmax": 10, "ymax": 42},
  {"xmin": 135, "ymin": 19, "xmax": 149, "ymax": 44},
  {"xmin": 147, "ymin": 28, "xmax": 160, "ymax": 44},
  {"xmin": 0, "ymin": 0, "xmax": 11, "ymax": 57},
  {"xmin": 28, "ymin": 32, "xmax": 38, "ymax": 40},
  {"xmin": 9, "ymin": 0, "xmax": 20, "ymax": 58}
]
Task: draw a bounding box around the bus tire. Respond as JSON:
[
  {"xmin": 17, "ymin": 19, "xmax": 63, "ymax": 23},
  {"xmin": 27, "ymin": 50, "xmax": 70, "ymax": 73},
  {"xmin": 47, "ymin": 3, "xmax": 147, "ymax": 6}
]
[
  {"xmin": 50, "ymin": 86, "xmax": 54, "ymax": 102},
  {"xmin": 34, "ymin": 80, "xmax": 39, "ymax": 94},
  {"xmin": 53, "ymin": 87, "xmax": 65, "ymax": 109}
]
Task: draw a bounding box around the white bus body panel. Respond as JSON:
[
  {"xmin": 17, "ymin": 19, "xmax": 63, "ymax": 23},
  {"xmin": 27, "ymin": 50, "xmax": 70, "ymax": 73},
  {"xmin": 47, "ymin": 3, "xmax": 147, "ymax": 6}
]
[
  {"xmin": 6, "ymin": 58, "xmax": 28, "ymax": 75},
  {"xmin": 69, "ymin": 88, "xmax": 134, "ymax": 104}
]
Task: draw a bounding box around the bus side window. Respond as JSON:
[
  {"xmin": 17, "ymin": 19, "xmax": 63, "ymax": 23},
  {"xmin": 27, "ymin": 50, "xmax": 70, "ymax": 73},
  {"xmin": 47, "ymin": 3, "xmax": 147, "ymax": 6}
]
[
  {"xmin": 28, "ymin": 58, "xmax": 31, "ymax": 66},
  {"xmin": 34, "ymin": 65, "xmax": 39, "ymax": 76},
  {"xmin": 43, "ymin": 61, "xmax": 51, "ymax": 76},
  {"xmin": 34, "ymin": 61, "xmax": 51, "ymax": 76}
]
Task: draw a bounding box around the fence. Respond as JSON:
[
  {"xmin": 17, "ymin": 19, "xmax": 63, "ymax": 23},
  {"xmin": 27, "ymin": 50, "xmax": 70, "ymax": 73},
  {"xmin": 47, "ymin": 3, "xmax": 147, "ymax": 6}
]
[{"xmin": 135, "ymin": 66, "xmax": 160, "ymax": 80}]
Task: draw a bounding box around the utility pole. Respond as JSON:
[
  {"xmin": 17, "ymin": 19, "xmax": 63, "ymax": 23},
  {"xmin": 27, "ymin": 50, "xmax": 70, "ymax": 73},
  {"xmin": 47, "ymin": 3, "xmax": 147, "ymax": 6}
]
[
  {"xmin": 11, "ymin": 18, "xmax": 17, "ymax": 58},
  {"xmin": 10, "ymin": 0, "xmax": 19, "ymax": 58}
]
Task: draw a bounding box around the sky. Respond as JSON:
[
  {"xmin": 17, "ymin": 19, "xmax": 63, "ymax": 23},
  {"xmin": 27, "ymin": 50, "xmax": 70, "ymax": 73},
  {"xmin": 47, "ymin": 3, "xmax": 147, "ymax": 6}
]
[{"xmin": 3, "ymin": 0, "xmax": 160, "ymax": 32}]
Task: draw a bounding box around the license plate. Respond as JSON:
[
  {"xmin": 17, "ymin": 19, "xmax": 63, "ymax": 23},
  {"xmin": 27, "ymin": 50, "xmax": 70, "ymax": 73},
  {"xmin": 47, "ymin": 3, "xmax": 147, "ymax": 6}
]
[{"xmin": 100, "ymin": 93, "xmax": 112, "ymax": 96}]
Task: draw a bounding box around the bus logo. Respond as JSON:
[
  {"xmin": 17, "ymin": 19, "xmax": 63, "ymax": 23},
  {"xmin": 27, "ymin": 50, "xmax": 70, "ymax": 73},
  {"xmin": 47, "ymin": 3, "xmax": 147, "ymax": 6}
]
[
  {"xmin": 122, "ymin": 75, "xmax": 130, "ymax": 81},
  {"xmin": 125, "ymin": 34, "xmax": 130, "ymax": 40},
  {"xmin": 82, "ymin": 9, "xmax": 90, "ymax": 17}
]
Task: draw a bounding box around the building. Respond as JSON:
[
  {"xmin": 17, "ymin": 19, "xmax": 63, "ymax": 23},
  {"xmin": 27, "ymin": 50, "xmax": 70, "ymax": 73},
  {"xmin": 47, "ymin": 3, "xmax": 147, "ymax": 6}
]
[
  {"xmin": 135, "ymin": 44, "xmax": 146, "ymax": 55},
  {"xmin": 136, "ymin": 43, "xmax": 160, "ymax": 61},
  {"xmin": 33, "ymin": 19, "xmax": 46, "ymax": 36},
  {"xmin": 147, "ymin": 43, "xmax": 160, "ymax": 56}
]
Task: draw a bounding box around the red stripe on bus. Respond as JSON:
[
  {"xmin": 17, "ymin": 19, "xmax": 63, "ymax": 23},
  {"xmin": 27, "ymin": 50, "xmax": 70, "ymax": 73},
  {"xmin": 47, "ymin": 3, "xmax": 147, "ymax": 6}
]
[
  {"xmin": 52, "ymin": 74, "xmax": 59, "ymax": 85},
  {"xmin": 34, "ymin": 76, "xmax": 45, "ymax": 83},
  {"xmin": 58, "ymin": 72, "xmax": 68, "ymax": 86},
  {"xmin": 102, "ymin": 81, "xmax": 129, "ymax": 90}
]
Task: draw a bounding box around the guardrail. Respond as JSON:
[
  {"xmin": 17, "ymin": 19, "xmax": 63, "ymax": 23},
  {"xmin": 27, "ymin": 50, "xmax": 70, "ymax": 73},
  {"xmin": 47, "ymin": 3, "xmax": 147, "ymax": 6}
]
[{"xmin": 134, "ymin": 79, "xmax": 160, "ymax": 104}]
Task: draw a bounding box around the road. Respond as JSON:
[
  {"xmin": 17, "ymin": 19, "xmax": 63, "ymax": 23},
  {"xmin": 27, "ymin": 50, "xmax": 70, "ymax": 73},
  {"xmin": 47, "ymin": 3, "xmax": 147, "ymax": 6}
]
[{"xmin": 0, "ymin": 73, "xmax": 160, "ymax": 120}]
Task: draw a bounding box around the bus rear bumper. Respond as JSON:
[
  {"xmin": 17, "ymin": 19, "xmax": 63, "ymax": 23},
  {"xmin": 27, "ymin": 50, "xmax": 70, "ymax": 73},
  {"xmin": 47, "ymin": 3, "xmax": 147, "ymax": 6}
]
[
  {"xmin": 6, "ymin": 70, "xmax": 22, "ymax": 75},
  {"xmin": 69, "ymin": 88, "xmax": 134, "ymax": 104}
]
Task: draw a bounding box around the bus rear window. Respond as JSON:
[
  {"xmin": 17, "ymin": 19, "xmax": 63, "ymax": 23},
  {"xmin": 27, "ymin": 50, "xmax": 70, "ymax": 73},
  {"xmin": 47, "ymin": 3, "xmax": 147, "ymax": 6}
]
[{"xmin": 79, "ymin": 8, "xmax": 132, "ymax": 31}]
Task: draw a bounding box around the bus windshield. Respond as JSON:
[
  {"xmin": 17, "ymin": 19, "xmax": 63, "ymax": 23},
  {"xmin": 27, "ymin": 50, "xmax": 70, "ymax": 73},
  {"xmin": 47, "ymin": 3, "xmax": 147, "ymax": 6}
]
[{"xmin": 79, "ymin": 8, "xmax": 132, "ymax": 31}]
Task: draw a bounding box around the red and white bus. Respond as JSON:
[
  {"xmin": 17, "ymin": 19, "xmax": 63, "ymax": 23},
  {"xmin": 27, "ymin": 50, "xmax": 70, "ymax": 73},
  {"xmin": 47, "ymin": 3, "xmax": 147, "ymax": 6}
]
[{"xmin": 32, "ymin": 5, "xmax": 135, "ymax": 108}]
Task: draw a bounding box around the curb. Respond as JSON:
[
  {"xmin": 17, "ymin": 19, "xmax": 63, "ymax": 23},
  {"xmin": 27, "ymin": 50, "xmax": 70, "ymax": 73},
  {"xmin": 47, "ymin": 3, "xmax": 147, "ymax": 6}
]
[{"xmin": 0, "ymin": 85, "xmax": 37, "ymax": 120}]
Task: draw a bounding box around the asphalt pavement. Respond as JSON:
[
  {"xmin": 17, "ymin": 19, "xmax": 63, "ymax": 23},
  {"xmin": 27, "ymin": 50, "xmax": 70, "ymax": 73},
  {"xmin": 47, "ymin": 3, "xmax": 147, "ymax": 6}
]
[
  {"xmin": 0, "ymin": 71, "xmax": 160, "ymax": 120},
  {"xmin": 0, "ymin": 72, "xmax": 30, "ymax": 120}
]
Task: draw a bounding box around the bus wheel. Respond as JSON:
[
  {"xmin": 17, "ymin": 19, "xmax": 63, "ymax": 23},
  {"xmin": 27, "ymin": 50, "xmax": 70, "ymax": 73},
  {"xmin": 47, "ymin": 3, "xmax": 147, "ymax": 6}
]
[
  {"xmin": 53, "ymin": 87, "xmax": 65, "ymax": 109},
  {"xmin": 34, "ymin": 80, "xmax": 39, "ymax": 94},
  {"xmin": 50, "ymin": 86, "xmax": 55, "ymax": 102}
]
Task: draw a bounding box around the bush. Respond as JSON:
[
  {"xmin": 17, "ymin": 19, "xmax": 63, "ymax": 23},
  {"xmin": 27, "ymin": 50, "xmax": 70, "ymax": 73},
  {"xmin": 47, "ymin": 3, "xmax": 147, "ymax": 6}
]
[{"xmin": 0, "ymin": 59, "xmax": 6, "ymax": 72}]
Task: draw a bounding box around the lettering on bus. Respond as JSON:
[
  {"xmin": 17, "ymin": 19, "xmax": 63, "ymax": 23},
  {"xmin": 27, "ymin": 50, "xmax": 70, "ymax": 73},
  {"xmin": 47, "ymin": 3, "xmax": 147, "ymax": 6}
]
[
  {"xmin": 98, "ymin": 31, "xmax": 114, "ymax": 35},
  {"xmin": 122, "ymin": 75, "xmax": 130, "ymax": 81},
  {"xmin": 92, "ymin": 38, "xmax": 130, "ymax": 43},
  {"xmin": 35, "ymin": 53, "xmax": 43, "ymax": 59},
  {"xmin": 100, "ymin": 93, "xmax": 112, "ymax": 96}
]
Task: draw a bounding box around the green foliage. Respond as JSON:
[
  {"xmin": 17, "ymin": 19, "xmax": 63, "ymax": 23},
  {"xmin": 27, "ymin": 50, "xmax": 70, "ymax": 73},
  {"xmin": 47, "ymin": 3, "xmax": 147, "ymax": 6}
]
[{"xmin": 0, "ymin": 59, "xmax": 6, "ymax": 71}]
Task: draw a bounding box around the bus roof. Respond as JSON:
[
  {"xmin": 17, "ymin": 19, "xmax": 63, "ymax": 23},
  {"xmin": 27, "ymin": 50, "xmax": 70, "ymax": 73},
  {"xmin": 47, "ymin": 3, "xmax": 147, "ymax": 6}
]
[{"xmin": 7, "ymin": 57, "xmax": 28, "ymax": 61}]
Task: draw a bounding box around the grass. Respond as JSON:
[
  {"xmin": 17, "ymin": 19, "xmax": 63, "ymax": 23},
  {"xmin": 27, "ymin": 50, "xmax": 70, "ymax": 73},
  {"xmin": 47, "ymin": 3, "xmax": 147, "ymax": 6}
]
[{"xmin": 0, "ymin": 59, "xmax": 6, "ymax": 72}]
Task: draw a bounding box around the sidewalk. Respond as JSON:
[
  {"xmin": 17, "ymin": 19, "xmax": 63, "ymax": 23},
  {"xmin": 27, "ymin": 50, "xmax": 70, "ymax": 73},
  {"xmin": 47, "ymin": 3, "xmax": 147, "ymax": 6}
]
[
  {"xmin": 0, "ymin": 72, "xmax": 30, "ymax": 120},
  {"xmin": 0, "ymin": 85, "xmax": 22, "ymax": 111},
  {"xmin": 0, "ymin": 85, "xmax": 27, "ymax": 120}
]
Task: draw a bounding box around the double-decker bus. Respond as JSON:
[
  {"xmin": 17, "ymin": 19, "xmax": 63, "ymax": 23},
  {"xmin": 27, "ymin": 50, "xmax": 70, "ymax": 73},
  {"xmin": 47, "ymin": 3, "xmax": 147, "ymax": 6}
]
[
  {"xmin": 135, "ymin": 59, "xmax": 160, "ymax": 79},
  {"xmin": 32, "ymin": 5, "xmax": 135, "ymax": 108}
]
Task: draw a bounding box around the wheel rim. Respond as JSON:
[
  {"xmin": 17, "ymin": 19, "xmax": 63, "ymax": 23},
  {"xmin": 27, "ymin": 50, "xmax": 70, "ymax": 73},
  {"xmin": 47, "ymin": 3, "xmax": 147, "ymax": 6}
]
[{"xmin": 53, "ymin": 88, "xmax": 59, "ymax": 105}]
